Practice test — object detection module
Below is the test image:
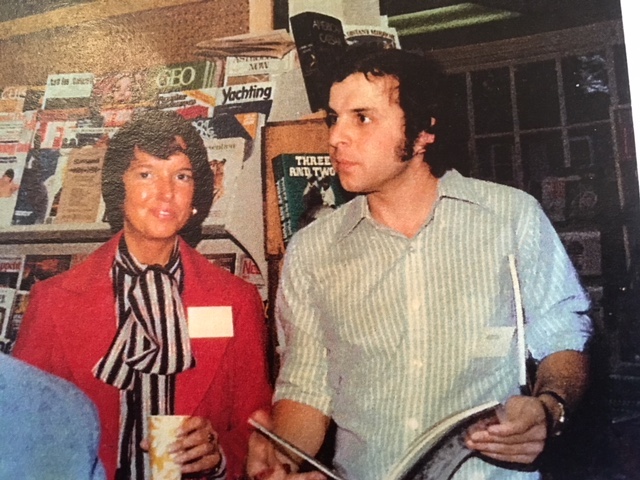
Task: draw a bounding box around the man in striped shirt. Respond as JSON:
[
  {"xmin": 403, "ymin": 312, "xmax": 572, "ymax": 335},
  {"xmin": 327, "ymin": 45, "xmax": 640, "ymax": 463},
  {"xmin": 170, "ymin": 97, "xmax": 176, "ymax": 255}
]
[{"xmin": 248, "ymin": 46, "xmax": 592, "ymax": 480}]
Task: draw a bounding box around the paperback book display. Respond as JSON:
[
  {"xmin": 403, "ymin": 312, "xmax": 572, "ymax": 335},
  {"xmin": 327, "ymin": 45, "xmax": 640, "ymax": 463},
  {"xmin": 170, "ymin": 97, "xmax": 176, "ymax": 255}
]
[{"xmin": 0, "ymin": 56, "xmax": 266, "ymax": 233}]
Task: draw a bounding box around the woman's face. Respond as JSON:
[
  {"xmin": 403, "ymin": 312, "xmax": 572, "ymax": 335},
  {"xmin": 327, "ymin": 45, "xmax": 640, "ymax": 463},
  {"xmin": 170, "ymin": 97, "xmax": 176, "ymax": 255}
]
[{"xmin": 122, "ymin": 145, "xmax": 195, "ymax": 255}]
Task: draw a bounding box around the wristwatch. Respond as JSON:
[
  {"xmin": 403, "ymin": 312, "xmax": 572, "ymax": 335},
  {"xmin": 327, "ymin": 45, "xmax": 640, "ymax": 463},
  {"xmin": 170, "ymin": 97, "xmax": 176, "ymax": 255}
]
[{"xmin": 536, "ymin": 390, "xmax": 567, "ymax": 437}]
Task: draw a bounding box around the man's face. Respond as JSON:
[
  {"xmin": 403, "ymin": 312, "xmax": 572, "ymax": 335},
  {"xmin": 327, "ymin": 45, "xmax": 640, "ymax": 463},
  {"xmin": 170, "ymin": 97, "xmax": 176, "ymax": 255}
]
[{"xmin": 327, "ymin": 73, "xmax": 410, "ymax": 195}]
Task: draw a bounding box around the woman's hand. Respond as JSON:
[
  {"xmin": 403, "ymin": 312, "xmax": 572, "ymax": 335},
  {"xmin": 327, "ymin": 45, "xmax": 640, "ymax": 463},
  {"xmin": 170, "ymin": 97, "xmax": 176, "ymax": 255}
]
[
  {"xmin": 142, "ymin": 416, "xmax": 223, "ymax": 475},
  {"xmin": 171, "ymin": 416, "xmax": 223, "ymax": 475}
]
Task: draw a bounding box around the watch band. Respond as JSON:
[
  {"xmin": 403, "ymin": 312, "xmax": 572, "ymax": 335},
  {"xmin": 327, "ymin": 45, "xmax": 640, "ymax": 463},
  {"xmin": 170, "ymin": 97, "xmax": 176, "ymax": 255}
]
[{"xmin": 537, "ymin": 390, "xmax": 567, "ymax": 437}]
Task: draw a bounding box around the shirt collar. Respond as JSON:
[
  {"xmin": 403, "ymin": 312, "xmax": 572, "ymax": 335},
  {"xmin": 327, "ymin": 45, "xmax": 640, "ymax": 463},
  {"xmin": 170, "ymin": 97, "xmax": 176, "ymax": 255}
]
[
  {"xmin": 336, "ymin": 169, "xmax": 482, "ymax": 241},
  {"xmin": 336, "ymin": 195, "xmax": 369, "ymax": 241},
  {"xmin": 437, "ymin": 169, "xmax": 484, "ymax": 205}
]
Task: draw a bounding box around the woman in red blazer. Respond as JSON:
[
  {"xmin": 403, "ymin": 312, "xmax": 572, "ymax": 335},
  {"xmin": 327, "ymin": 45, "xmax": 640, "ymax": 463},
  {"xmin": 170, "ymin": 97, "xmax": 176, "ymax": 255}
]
[{"xmin": 13, "ymin": 110, "xmax": 272, "ymax": 480}]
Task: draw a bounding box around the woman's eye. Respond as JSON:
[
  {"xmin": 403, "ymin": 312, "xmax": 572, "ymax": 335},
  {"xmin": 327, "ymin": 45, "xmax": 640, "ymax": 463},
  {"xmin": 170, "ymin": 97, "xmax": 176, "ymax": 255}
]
[
  {"xmin": 139, "ymin": 171, "xmax": 151, "ymax": 179},
  {"xmin": 177, "ymin": 172, "xmax": 193, "ymax": 182}
]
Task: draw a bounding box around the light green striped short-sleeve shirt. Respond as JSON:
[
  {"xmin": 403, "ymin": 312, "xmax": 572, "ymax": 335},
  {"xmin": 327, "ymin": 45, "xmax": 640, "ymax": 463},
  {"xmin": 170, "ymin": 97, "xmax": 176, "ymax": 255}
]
[{"xmin": 274, "ymin": 169, "xmax": 592, "ymax": 480}]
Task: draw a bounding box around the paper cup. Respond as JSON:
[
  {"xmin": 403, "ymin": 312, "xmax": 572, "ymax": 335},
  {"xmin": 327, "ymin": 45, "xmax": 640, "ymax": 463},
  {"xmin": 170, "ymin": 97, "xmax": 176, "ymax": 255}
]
[{"xmin": 148, "ymin": 415, "xmax": 188, "ymax": 480}]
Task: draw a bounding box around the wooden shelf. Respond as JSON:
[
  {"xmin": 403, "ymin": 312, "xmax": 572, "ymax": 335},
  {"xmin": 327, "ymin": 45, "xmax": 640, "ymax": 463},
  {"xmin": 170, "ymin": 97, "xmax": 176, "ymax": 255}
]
[{"xmin": 0, "ymin": 223, "xmax": 228, "ymax": 244}]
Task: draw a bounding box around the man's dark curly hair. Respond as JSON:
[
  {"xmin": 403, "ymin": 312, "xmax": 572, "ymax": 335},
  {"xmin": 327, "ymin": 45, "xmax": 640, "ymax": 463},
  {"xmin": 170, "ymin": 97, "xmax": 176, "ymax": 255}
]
[
  {"xmin": 102, "ymin": 109, "xmax": 213, "ymax": 246},
  {"xmin": 327, "ymin": 45, "xmax": 449, "ymax": 178}
]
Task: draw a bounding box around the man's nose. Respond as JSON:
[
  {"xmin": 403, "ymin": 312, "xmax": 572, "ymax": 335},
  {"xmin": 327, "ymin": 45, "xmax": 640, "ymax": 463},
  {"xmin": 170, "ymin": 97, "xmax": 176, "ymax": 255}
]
[{"xmin": 328, "ymin": 121, "xmax": 348, "ymax": 148}]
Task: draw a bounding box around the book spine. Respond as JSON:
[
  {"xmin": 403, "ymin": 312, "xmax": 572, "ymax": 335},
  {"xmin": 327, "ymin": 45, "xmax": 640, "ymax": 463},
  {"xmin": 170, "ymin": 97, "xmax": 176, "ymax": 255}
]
[{"xmin": 273, "ymin": 155, "xmax": 293, "ymax": 244}]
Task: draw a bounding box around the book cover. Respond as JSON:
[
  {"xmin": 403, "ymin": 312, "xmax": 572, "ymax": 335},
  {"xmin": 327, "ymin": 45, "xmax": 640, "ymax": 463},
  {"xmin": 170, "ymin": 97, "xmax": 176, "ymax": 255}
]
[
  {"xmin": 43, "ymin": 73, "xmax": 94, "ymax": 112},
  {"xmin": 92, "ymin": 69, "xmax": 158, "ymax": 110},
  {"xmin": 201, "ymin": 135, "xmax": 246, "ymax": 225},
  {"xmin": 158, "ymin": 87, "xmax": 217, "ymax": 120},
  {"xmin": 61, "ymin": 125, "xmax": 115, "ymax": 149},
  {"xmin": 0, "ymin": 256, "xmax": 24, "ymax": 289},
  {"xmin": 192, "ymin": 112, "xmax": 256, "ymax": 228},
  {"xmin": 2, "ymin": 291, "xmax": 29, "ymax": 354},
  {"xmin": 239, "ymin": 253, "xmax": 266, "ymax": 299},
  {"xmin": 559, "ymin": 230, "xmax": 602, "ymax": 277},
  {"xmin": 289, "ymin": 11, "xmax": 347, "ymax": 112},
  {"xmin": 0, "ymin": 287, "xmax": 17, "ymax": 354},
  {"xmin": 19, "ymin": 254, "xmax": 72, "ymax": 292},
  {"xmin": 272, "ymin": 153, "xmax": 352, "ymax": 246},
  {"xmin": 224, "ymin": 54, "xmax": 295, "ymax": 86},
  {"xmin": 215, "ymin": 81, "xmax": 275, "ymax": 118},
  {"xmin": 0, "ymin": 111, "xmax": 37, "ymax": 155},
  {"xmin": 541, "ymin": 173, "xmax": 603, "ymax": 223},
  {"xmin": 23, "ymin": 86, "xmax": 46, "ymax": 112},
  {"xmin": 203, "ymin": 253, "xmax": 237, "ymax": 274},
  {"xmin": 42, "ymin": 151, "xmax": 69, "ymax": 224},
  {"xmin": 150, "ymin": 60, "xmax": 217, "ymax": 94},
  {"xmin": 344, "ymin": 24, "xmax": 400, "ymax": 49},
  {"xmin": 33, "ymin": 116, "xmax": 79, "ymax": 150},
  {"xmin": 55, "ymin": 146, "xmax": 107, "ymax": 224},
  {"xmin": 11, "ymin": 148, "xmax": 61, "ymax": 225},
  {"xmin": 0, "ymin": 86, "xmax": 28, "ymax": 113},
  {"xmin": 192, "ymin": 112, "xmax": 254, "ymax": 144},
  {"xmin": 0, "ymin": 152, "xmax": 28, "ymax": 227}
]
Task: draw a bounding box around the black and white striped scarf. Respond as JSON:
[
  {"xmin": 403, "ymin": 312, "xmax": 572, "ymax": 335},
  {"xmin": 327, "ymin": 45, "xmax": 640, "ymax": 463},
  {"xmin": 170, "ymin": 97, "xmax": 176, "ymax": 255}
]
[{"xmin": 93, "ymin": 239, "xmax": 195, "ymax": 479}]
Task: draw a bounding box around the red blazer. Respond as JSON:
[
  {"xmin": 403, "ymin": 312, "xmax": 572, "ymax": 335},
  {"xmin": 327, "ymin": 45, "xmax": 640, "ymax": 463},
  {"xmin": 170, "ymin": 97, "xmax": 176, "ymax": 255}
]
[{"xmin": 13, "ymin": 234, "xmax": 273, "ymax": 479}]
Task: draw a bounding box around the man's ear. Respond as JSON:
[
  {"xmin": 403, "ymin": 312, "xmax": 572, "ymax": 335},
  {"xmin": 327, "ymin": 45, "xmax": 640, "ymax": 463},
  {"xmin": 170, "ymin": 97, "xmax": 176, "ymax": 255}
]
[{"xmin": 413, "ymin": 118, "xmax": 437, "ymax": 155}]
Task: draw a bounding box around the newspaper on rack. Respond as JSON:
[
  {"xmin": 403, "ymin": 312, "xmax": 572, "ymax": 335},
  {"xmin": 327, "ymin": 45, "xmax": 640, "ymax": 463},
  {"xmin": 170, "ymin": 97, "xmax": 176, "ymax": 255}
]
[{"xmin": 194, "ymin": 30, "xmax": 296, "ymax": 59}]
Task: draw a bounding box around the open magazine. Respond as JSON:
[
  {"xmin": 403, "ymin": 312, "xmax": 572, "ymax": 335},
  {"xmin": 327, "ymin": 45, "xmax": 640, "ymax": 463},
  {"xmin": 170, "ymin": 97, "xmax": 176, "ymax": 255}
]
[
  {"xmin": 250, "ymin": 400, "xmax": 500, "ymax": 480},
  {"xmin": 385, "ymin": 400, "xmax": 500, "ymax": 480}
]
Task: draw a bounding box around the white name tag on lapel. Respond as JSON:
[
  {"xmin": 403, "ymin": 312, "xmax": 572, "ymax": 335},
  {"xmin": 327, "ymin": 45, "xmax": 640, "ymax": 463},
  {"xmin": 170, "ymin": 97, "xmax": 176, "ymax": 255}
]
[
  {"xmin": 187, "ymin": 306, "xmax": 234, "ymax": 338},
  {"xmin": 472, "ymin": 327, "xmax": 514, "ymax": 358}
]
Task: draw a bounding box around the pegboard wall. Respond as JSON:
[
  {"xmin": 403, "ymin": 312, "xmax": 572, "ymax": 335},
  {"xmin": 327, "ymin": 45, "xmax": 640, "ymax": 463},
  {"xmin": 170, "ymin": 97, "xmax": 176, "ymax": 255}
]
[{"xmin": 0, "ymin": 1, "xmax": 251, "ymax": 87}]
